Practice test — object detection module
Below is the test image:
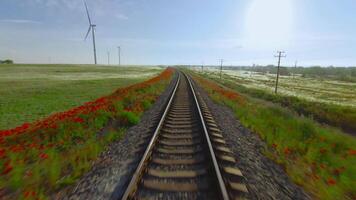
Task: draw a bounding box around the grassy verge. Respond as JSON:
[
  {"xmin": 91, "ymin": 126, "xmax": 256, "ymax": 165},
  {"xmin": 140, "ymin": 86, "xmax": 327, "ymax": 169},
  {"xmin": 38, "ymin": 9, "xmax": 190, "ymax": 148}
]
[
  {"xmin": 0, "ymin": 68, "xmax": 174, "ymax": 199},
  {"xmin": 0, "ymin": 64, "xmax": 163, "ymax": 129},
  {"xmin": 198, "ymin": 72, "xmax": 356, "ymax": 135},
  {"xmin": 191, "ymin": 72, "xmax": 356, "ymax": 200}
]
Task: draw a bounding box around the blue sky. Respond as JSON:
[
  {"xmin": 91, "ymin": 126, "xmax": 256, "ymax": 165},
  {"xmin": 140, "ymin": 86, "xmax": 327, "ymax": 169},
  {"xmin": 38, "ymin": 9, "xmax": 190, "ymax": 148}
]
[{"xmin": 1, "ymin": 0, "xmax": 356, "ymax": 66}]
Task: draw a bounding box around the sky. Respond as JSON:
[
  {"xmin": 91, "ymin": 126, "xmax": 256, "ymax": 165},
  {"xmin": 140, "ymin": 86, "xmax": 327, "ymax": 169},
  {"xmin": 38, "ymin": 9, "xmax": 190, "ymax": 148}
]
[{"xmin": 1, "ymin": 0, "xmax": 356, "ymax": 66}]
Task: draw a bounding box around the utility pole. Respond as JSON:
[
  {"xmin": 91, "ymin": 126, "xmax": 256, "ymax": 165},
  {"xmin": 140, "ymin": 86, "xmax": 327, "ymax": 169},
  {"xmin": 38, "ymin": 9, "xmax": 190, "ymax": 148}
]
[
  {"xmin": 274, "ymin": 51, "xmax": 286, "ymax": 94},
  {"xmin": 117, "ymin": 46, "xmax": 121, "ymax": 66},
  {"xmin": 201, "ymin": 61, "xmax": 204, "ymax": 73},
  {"xmin": 219, "ymin": 59, "xmax": 224, "ymax": 79},
  {"xmin": 293, "ymin": 60, "xmax": 297, "ymax": 79},
  {"xmin": 107, "ymin": 51, "xmax": 110, "ymax": 65}
]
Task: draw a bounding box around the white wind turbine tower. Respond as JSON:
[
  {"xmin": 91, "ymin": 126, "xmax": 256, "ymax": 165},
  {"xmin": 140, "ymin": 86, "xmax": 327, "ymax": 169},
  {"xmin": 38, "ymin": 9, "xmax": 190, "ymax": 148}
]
[{"xmin": 84, "ymin": 1, "xmax": 97, "ymax": 64}]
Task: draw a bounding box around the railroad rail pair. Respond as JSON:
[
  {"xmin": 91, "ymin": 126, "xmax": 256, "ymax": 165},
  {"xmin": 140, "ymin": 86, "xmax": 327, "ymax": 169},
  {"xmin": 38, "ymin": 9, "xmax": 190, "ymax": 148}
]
[{"xmin": 121, "ymin": 71, "xmax": 248, "ymax": 199}]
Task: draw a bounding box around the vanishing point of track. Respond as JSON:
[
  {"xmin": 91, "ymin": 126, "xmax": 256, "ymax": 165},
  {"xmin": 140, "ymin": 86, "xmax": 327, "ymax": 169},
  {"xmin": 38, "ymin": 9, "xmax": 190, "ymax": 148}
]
[{"xmin": 121, "ymin": 71, "xmax": 249, "ymax": 200}]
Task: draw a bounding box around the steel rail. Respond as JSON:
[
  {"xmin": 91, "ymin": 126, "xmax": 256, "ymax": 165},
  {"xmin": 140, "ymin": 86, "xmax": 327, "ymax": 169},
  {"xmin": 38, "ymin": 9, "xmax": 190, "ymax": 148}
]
[
  {"xmin": 121, "ymin": 70, "xmax": 231, "ymax": 199},
  {"xmin": 121, "ymin": 72, "xmax": 181, "ymax": 200},
  {"xmin": 185, "ymin": 73, "xmax": 230, "ymax": 200}
]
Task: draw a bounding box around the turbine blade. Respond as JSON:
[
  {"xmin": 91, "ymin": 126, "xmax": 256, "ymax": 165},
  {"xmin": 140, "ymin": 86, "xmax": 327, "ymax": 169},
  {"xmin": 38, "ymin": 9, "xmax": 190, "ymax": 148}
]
[
  {"xmin": 84, "ymin": 1, "xmax": 92, "ymax": 25},
  {"xmin": 84, "ymin": 26, "xmax": 91, "ymax": 41}
]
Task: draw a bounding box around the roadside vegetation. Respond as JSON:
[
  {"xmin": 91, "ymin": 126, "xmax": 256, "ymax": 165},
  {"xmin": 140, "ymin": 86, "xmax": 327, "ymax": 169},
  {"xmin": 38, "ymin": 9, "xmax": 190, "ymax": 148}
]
[
  {"xmin": 197, "ymin": 71, "xmax": 356, "ymax": 134},
  {"xmin": 0, "ymin": 64, "xmax": 163, "ymax": 129},
  {"xmin": 0, "ymin": 68, "xmax": 174, "ymax": 199},
  {"xmin": 191, "ymin": 72, "xmax": 356, "ymax": 200}
]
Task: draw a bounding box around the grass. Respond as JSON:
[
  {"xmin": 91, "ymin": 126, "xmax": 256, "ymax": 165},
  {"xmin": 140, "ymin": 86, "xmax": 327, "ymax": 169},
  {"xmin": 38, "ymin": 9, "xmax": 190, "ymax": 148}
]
[
  {"xmin": 190, "ymin": 71, "xmax": 356, "ymax": 200},
  {"xmin": 197, "ymin": 68, "xmax": 356, "ymax": 107},
  {"xmin": 0, "ymin": 68, "xmax": 174, "ymax": 199},
  {"xmin": 195, "ymin": 69, "xmax": 356, "ymax": 134},
  {"xmin": 0, "ymin": 64, "xmax": 163, "ymax": 129}
]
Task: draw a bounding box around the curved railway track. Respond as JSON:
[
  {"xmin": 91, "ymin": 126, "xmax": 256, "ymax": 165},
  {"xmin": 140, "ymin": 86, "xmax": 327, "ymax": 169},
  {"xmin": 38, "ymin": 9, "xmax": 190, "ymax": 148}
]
[{"xmin": 121, "ymin": 71, "xmax": 248, "ymax": 200}]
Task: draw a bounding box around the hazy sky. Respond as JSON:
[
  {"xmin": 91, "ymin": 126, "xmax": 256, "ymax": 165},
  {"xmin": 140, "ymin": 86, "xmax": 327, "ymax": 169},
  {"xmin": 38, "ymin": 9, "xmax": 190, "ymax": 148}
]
[{"xmin": 1, "ymin": 0, "xmax": 356, "ymax": 66}]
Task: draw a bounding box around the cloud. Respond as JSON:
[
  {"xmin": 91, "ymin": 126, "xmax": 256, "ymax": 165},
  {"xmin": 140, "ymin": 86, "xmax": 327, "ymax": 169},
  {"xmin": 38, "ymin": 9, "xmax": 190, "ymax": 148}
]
[
  {"xmin": 100, "ymin": 37, "xmax": 243, "ymax": 50},
  {"xmin": 24, "ymin": 0, "xmax": 131, "ymax": 21},
  {"xmin": 0, "ymin": 19, "xmax": 42, "ymax": 24},
  {"xmin": 115, "ymin": 13, "xmax": 129, "ymax": 20},
  {"xmin": 25, "ymin": 0, "xmax": 130, "ymax": 10},
  {"xmin": 27, "ymin": 0, "xmax": 82, "ymax": 10}
]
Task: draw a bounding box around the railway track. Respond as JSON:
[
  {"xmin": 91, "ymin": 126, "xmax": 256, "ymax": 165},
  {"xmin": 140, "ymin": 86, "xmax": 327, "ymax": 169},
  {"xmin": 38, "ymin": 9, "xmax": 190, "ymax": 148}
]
[{"xmin": 121, "ymin": 71, "xmax": 248, "ymax": 200}]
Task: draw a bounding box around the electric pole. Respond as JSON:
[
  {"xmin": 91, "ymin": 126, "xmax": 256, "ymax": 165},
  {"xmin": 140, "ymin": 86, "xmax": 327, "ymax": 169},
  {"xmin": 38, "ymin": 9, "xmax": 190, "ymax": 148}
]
[
  {"xmin": 219, "ymin": 59, "xmax": 224, "ymax": 79},
  {"xmin": 107, "ymin": 51, "xmax": 110, "ymax": 65},
  {"xmin": 293, "ymin": 60, "xmax": 297, "ymax": 79},
  {"xmin": 201, "ymin": 61, "xmax": 204, "ymax": 73},
  {"xmin": 117, "ymin": 46, "xmax": 121, "ymax": 66},
  {"xmin": 274, "ymin": 51, "xmax": 286, "ymax": 94}
]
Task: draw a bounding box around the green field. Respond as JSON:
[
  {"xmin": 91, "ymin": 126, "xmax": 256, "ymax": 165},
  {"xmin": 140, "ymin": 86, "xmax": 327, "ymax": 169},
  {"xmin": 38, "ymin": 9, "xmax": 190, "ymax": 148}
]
[
  {"xmin": 0, "ymin": 64, "xmax": 163, "ymax": 130},
  {"xmin": 193, "ymin": 67, "xmax": 356, "ymax": 133},
  {"xmin": 197, "ymin": 67, "xmax": 356, "ymax": 107}
]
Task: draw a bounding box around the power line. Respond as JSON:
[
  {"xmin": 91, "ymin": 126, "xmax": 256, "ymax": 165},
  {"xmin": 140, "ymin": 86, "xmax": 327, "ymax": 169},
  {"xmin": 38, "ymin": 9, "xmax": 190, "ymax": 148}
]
[{"xmin": 274, "ymin": 51, "xmax": 286, "ymax": 94}]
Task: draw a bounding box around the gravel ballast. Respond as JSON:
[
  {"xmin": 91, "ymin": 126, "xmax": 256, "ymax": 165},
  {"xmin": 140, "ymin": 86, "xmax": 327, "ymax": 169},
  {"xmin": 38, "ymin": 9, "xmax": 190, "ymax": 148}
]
[
  {"xmin": 56, "ymin": 71, "xmax": 310, "ymax": 200},
  {"xmin": 192, "ymin": 79, "xmax": 311, "ymax": 200},
  {"xmin": 56, "ymin": 73, "xmax": 178, "ymax": 200}
]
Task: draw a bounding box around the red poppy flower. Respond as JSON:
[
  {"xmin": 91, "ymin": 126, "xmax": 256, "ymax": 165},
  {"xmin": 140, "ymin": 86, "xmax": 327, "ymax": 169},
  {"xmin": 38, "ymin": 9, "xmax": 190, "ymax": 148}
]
[
  {"xmin": 2, "ymin": 164, "xmax": 13, "ymax": 175},
  {"xmin": 319, "ymin": 148, "xmax": 327, "ymax": 154},
  {"xmin": 73, "ymin": 117, "xmax": 84, "ymax": 123},
  {"xmin": 0, "ymin": 149, "xmax": 5, "ymax": 158},
  {"xmin": 284, "ymin": 147, "xmax": 292, "ymax": 155},
  {"xmin": 327, "ymin": 178, "xmax": 336, "ymax": 185},
  {"xmin": 349, "ymin": 149, "xmax": 356, "ymax": 156},
  {"xmin": 24, "ymin": 191, "xmax": 30, "ymax": 198},
  {"xmin": 39, "ymin": 153, "xmax": 49, "ymax": 159}
]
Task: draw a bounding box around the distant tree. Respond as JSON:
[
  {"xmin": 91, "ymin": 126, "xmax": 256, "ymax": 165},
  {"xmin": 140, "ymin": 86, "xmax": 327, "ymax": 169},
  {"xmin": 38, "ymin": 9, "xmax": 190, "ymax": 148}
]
[
  {"xmin": 0, "ymin": 59, "xmax": 14, "ymax": 64},
  {"xmin": 279, "ymin": 67, "xmax": 291, "ymax": 76},
  {"xmin": 351, "ymin": 69, "xmax": 356, "ymax": 77}
]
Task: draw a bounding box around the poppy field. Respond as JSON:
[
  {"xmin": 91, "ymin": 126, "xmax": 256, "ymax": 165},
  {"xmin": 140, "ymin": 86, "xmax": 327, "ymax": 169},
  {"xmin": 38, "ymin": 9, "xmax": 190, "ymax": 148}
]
[
  {"xmin": 0, "ymin": 64, "xmax": 163, "ymax": 130},
  {"xmin": 0, "ymin": 68, "xmax": 174, "ymax": 199},
  {"xmin": 191, "ymin": 72, "xmax": 356, "ymax": 200}
]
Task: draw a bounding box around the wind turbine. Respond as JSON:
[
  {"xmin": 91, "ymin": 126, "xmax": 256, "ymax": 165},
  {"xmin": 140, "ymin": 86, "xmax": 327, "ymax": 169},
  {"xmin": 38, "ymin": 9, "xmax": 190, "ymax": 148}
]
[{"xmin": 84, "ymin": 1, "xmax": 97, "ymax": 64}]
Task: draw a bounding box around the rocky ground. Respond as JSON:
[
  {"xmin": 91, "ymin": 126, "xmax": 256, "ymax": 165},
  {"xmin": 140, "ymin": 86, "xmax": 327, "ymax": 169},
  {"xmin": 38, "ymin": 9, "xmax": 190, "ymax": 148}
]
[
  {"xmin": 56, "ymin": 72, "xmax": 310, "ymax": 200},
  {"xmin": 192, "ymin": 79, "xmax": 311, "ymax": 200}
]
